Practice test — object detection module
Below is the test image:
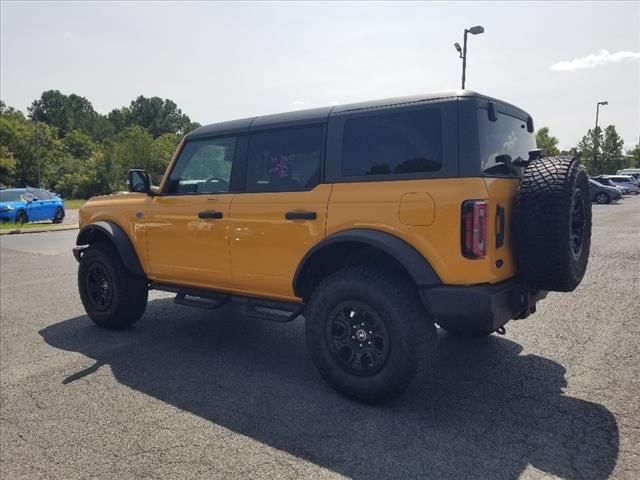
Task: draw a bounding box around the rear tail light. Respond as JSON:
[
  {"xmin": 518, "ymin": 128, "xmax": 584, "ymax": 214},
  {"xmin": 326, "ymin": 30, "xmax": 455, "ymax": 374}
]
[{"xmin": 461, "ymin": 200, "xmax": 488, "ymax": 259}]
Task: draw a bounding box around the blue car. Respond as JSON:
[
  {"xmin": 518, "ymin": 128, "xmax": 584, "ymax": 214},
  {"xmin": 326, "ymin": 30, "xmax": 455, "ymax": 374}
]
[{"xmin": 0, "ymin": 188, "xmax": 65, "ymax": 224}]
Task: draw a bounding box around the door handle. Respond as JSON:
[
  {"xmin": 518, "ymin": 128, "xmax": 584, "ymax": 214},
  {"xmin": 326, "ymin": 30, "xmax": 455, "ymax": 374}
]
[
  {"xmin": 198, "ymin": 210, "xmax": 223, "ymax": 219},
  {"xmin": 285, "ymin": 211, "xmax": 317, "ymax": 220}
]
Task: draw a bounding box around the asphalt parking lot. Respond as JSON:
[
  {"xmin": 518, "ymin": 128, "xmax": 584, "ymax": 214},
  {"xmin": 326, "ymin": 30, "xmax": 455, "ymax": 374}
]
[{"xmin": 1, "ymin": 197, "xmax": 638, "ymax": 480}]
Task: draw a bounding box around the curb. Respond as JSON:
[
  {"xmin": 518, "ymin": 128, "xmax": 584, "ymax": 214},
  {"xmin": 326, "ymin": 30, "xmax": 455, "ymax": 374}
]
[{"xmin": 0, "ymin": 224, "xmax": 79, "ymax": 235}]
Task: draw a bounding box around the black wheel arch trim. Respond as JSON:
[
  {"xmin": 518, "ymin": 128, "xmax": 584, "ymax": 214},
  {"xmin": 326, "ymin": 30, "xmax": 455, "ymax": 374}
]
[
  {"xmin": 293, "ymin": 228, "xmax": 441, "ymax": 297},
  {"xmin": 76, "ymin": 221, "xmax": 145, "ymax": 277}
]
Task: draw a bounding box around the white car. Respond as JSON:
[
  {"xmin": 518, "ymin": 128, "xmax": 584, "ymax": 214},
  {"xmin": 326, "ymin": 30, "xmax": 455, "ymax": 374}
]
[{"xmin": 605, "ymin": 175, "xmax": 640, "ymax": 194}]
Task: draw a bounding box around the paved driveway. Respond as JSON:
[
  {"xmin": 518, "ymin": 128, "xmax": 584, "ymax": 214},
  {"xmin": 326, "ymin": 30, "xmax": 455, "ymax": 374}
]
[{"xmin": 1, "ymin": 198, "xmax": 638, "ymax": 479}]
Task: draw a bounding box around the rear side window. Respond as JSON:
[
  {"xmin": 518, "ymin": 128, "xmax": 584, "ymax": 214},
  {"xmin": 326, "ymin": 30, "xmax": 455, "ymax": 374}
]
[
  {"xmin": 246, "ymin": 125, "xmax": 323, "ymax": 192},
  {"xmin": 478, "ymin": 110, "xmax": 536, "ymax": 176},
  {"xmin": 341, "ymin": 109, "xmax": 442, "ymax": 177},
  {"xmin": 36, "ymin": 189, "xmax": 52, "ymax": 200}
]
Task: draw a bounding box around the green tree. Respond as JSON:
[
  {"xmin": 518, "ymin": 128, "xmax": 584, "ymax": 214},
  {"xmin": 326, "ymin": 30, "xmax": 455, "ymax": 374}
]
[
  {"xmin": 128, "ymin": 95, "xmax": 194, "ymax": 137},
  {"xmin": 535, "ymin": 127, "xmax": 560, "ymax": 156},
  {"xmin": 576, "ymin": 127, "xmax": 604, "ymax": 174},
  {"xmin": 28, "ymin": 90, "xmax": 96, "ymax": 137},
  {"xmin": 626, "ymin": 146, "xmax": 640, "ymax": 168},
  {"xmin": 0, "ymin": 145, "xmax": 17, "ymax": 187},
  {"xmin": 600, "ymin": 125, "xmax": 624, "ymax": 174},
  {"xmin": 63, "ymin": 129, "xmax": 96, "ymax": 161},
  {"xmin": 151, "ymin": 133, "xmax": 181, "ymax": 182}
]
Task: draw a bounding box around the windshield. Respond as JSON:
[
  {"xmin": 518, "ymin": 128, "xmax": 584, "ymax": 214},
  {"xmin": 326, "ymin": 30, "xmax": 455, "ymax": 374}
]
[
  {"xmin": 0, "ymin": 190, "xmax": 24, "ymax": 202},
  {"xmin": 478, "ymin": 109, "xmax": 536, "ymax": 177}
]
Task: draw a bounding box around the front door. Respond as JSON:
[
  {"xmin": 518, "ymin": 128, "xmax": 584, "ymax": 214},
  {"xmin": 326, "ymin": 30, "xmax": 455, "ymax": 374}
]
[
  {"xmin": 144, "ymin": 135, "xmax": 239, "ymax": 290},
  {"xmin": 229, "ymin": 125, "xmax": 330, "ymax": 300}
]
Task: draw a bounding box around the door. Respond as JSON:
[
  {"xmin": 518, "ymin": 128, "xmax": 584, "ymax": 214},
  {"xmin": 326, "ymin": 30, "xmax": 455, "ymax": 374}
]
[
  {"xmin": 229, "ymin": 125, "xmax": 330, "ymax": 300},
  {"xmin": 144, "ymin": 135, "xmax": 239, "ymax": 290},
  {"xmin": 24, "ymin": 190, "xmax": 46, "ymax": 221},
  {"xmin": 36, "ymin": 189, "xmax": 56, "ymax": 219}
]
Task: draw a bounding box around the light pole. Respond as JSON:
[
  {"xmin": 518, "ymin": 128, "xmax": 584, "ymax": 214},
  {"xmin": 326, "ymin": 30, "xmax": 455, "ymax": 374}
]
[
  {"xmin": 454, "ymin": 25, "xmax": 484, "ymax": 89},
  {"xmin": 593, "ymin": 101, "xmax": 608, "ymax": 174}
]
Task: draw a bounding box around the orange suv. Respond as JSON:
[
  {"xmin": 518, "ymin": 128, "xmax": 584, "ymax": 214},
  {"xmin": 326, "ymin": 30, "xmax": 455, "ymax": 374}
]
[{"xmin": 74, "ymin": 91, "xmax": 591, "ymax": 402}]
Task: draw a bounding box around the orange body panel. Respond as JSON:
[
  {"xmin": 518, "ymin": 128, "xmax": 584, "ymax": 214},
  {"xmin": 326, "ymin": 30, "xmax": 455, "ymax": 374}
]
[{"xmin": 79, "ymin": 175, "xmax": 518, "ymax": 300}]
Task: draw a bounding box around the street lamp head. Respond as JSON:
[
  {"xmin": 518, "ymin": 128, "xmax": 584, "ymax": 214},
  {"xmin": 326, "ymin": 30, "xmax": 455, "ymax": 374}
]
[
  {"xmin": 598, "ymin": 101, "xmax": 608, "ymax": 106},
  {"xmin": 454, "ymin": 42, "xmax": 462, "ymax": 53},
  {"xmin": 467, "ymin": 25, "xmax": 485, "ymax": 35}
]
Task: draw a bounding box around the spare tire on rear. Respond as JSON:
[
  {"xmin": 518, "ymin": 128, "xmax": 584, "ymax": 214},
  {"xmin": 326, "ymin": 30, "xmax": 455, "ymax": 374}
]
[{"xmin": 514, "ymin": 156, "xmax": 591, "ymax": 292}]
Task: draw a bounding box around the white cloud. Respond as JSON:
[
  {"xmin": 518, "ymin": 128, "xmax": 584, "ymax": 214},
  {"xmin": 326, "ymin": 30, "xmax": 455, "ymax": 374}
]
[{"xmin": 550, "ymin": 49, "xmax": 640, "ymax": 72}]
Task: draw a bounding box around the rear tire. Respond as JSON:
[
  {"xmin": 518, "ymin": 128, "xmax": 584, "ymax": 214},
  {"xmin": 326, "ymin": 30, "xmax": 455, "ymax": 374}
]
[
  {"xmin": 514, "ymin": 156, "xmax": 592, "ymax": 292},
  {"xmin": 595, "ymin": 192, "xmax": 610, "ymax": 204},
  {"xmin": 78, "ymin": 242, "xmax": 148, "ymax": 329},
  {"xmin": 305, "ymin": 266, "xmax": 433, "ymax": 403}
]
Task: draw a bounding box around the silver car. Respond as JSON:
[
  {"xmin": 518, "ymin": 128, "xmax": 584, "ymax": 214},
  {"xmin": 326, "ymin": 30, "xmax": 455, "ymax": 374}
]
[{"xmin": 605, "ymin": 175, "xmax": 640, "ymax": 194}]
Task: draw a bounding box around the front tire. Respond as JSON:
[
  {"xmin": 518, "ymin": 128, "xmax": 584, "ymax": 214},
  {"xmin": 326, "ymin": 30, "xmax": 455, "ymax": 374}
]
[
  {"xmin": 305, "ymin": 266, "xmax": 433, "ymax": 403},
  {"xmin": 15, "ymin": 210, "xmax": 28, "ymax": 225},
  {"xmin": 78, "ymin": 242, "xmax": 148, "ymax": 329},
  {"xmin": 52, "ymin": 207, "xmax": 65, "ymax": 223},
  {"xmin": 595, "ymin": 192, "xmax": 610, "ymax": 204}
]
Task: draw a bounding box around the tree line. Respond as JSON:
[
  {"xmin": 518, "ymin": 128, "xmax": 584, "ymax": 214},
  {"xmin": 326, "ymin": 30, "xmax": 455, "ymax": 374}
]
[
  {"xmin": 536, "ymin": 125, "xmax": 639, "ymax": 175},
  {"xmin": 0, "ymin": 90, "xmax": 200, "ymax": 198},
  {"xmin": 1, "ymin": 90, "xmax": 639, "ymax": 198}
]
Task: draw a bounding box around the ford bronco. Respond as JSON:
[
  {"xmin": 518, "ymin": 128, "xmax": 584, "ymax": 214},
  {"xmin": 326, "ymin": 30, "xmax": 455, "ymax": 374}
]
[{"xmin": 74, "ymin": 91, "xmax": 592, "ymax": 402}]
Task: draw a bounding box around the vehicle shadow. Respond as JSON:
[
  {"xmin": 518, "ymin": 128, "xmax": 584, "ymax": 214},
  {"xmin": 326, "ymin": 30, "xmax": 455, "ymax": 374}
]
[{"xmin": 40, "ymin": 298, "xmax": 618, "ymax": 480}]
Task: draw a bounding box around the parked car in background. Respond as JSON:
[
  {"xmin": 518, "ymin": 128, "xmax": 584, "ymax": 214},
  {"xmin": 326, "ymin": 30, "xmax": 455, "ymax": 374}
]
[
  {"xmin": 617, "ymin": 168, "xmax": 640, "ymax": 182},
  {"xmin": 589, "ymin": 179, "xmax": 622, "ymax": 204},
  {"xmin": 591, "ymin": 176, "xmax": 629, "ymax": 195},
  {"xmin": 605, "ymin": 175, "xmax": 640, "ymax": 194},
  {"xmin": 0, "ymin": 188, "xmax": 65, "ymax": 224}
]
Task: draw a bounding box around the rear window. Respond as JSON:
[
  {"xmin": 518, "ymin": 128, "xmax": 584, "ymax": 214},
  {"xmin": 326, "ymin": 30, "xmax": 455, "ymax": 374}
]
[
  {"xmin": 341, "ymin": 108, "xmax": 442, "ymax": 177},
  {"xmin": 478, "ymin": 110, "xmax": 536, "ymax": 177}
]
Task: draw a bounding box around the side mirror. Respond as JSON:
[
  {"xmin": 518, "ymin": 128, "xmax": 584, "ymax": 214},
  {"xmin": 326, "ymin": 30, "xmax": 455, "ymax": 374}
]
[{"xmin": 127, "ymin": 169, "xmax": 152, "ymax": 194}]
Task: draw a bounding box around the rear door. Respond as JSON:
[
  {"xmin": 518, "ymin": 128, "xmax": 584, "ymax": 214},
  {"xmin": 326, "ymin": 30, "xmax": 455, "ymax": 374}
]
[
  {"xmin": 228, "ymin": 124, "xmax": 330, "ymax": 300},
  {"xmin": 476, "ymin": 106, "xmax": 536, "ymax": 282}
]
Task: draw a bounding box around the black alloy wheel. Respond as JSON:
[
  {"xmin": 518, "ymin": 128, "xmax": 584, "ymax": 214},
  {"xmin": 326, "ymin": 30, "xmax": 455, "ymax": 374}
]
[
  {"xmin": 326, "ymin": 301, "xmax": 390, "ymax": 377},
  {"xmin": 85, "ymin": 263, "xmax": 114, "ymax": 312}
]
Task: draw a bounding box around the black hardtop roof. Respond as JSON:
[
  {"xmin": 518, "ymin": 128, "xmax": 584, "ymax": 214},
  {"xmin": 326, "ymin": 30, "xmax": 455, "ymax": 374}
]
[{"xmin": 187, "ymin": 90, "xmax": 530, "ymax": 140}]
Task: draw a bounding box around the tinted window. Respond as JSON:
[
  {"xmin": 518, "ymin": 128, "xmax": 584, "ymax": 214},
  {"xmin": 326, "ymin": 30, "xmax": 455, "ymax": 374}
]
[
  {"xmin": 0, "ymin": 190, "xmax": 24, "ymax": 202},
  {"xmin": 246, "ymin": 126, "xmax": 323, "ymax": 192},
  {"xmin": 341, "ymin": 109, "xmax": 442, "ymax": 177},
  {"xmin": 478, "ymin": 110, "xmax": 536, "ymax": 176},
  {"xmin": 36, "ymin": 190, "xmax": 52, "ymax": 200},
  {"xmin": 167, "ymin": 136, "xmax": 237, "ymax": 194}
]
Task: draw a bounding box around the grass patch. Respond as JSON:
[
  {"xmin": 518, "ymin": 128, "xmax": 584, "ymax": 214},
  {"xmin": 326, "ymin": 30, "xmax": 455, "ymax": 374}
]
[{"xmin": 63, "ymin": 199, "xmax": 86, "ymax": 209}]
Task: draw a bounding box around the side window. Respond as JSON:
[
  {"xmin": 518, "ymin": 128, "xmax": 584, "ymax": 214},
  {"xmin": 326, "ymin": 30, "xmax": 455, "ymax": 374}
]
[
  {"xmin": 246, "ymin": 125, "xmax": 323, "ymax": 192},
  {"xmin": 167, "ymin": 136, "xmax": 237, "ymax": 194},
  {"xmin": 37, "ymin": 190, "xmax": 52, "ymax": 200},
  {"xmin": 341, "ymin": 109, "xmax": 442, "ymax": 177}
]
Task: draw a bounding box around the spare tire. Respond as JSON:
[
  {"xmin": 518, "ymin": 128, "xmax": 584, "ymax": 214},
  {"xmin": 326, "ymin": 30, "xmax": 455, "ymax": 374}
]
[{"xmin": 514, "ymin": 156, "xmax": 591, "ymax": 292}]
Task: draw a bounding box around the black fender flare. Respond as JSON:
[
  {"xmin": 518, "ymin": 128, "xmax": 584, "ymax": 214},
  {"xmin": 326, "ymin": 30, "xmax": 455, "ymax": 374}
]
[
  {"xmin": 293, "ymin": 228, "xmax": 441, "ymax": 297},
  {"xmin": 76, "ymin": 221, "xmax": 145, "ymax": 277}
]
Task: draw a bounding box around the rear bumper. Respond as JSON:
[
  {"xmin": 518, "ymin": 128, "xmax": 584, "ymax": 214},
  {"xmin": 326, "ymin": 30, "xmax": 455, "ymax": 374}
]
[{"xmin": 421, "ymin": 280, "xmax": 548, "ymax": 332}]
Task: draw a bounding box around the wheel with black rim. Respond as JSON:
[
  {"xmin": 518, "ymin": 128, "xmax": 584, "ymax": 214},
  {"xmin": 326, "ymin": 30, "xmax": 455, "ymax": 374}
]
[
  {"xmin": 52, "ymin": 207, "xmax": 65, "ymax": 223},
  {"xmin": 15, "ymin": 210, "xmax": 28, "ymax": 225},
  {"xmin": 514, "ymin": 156, "xmax": 592, "ymax": 292},
  {"xmin": 78, "ymin": 242, "xmax": 148, "ymax": 328},
  {"xmin": 595, "ymin": 192, "xmax": 610, "ymax": 204},
  {"xmin": 305, "ymin": 266, "xmax": 433, "ymax": 403}
]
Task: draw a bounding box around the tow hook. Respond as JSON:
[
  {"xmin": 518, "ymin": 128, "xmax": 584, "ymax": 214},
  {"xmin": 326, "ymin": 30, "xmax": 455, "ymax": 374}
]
[{"xmin": 495, "ymin": 326, "xmax": 506, "ymax": 335}]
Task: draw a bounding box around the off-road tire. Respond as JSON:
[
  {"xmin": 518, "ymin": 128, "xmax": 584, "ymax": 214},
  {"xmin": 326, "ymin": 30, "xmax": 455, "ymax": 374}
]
[
  {"xmin": 305, "ymin": 266, "xmax": 433, "ymax": 403},
  {"xmin": 514, "ymin": 156, "xmax": 592, "ymax": 292},
  {"xmin": 78, "ymin": 242, "xmax": 148, "ymax": 329},
  {"xmin": 15, "ymin": 210, "xmax": 28, "ymax": 225},
  {"xmin": 52, "ymin": 207, "xmax": 65, "ymax": 224}
]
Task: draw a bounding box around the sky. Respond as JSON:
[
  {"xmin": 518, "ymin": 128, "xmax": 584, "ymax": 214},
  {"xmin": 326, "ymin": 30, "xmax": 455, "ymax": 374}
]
[{"xmin": 1, "ymin": 1, "xmax": 639, "ymax": 150}]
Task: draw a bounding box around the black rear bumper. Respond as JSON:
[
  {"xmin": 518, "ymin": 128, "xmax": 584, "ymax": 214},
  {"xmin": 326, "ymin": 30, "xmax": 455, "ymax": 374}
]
[{"xmin": 420, "ymin": 280, "xmax": 548, "ymax": 332}]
